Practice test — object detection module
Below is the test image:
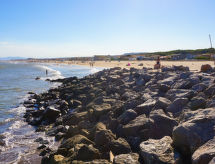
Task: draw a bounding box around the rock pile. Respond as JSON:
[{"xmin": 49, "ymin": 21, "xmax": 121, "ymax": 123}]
[{"xmin": 23, "ymin": 65, "xmax": 215, "ymax": 164}]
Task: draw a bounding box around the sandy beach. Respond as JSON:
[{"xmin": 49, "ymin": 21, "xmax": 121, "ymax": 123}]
[{"xmin": 31, "ymin": 60, "xmax": 215, "ymax": 72}]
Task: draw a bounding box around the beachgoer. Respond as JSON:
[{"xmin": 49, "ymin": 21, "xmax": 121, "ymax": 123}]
[
  {"xmin": 46, "ymin": 69, "xmax": 48, "ymax": 76},
  {"xmin": 156, "ymin": 56, "xmax": 160, "ymax": 65}
]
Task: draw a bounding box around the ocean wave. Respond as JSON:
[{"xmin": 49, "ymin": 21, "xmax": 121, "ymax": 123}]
[
  {"xmin": 0, "ymin": 118, "xmax": 17, "ymax": 126},
  {"xmin": 34, "ymin": 64, "xmax": 64, "ymax": 80}
]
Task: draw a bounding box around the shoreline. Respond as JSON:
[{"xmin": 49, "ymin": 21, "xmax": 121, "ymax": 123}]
[{"xmin": 23, "ymin": 65, "xmax": 215, "ymax": 163}]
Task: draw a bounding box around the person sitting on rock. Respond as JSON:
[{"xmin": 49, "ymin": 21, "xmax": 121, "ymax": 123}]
[{"xmin": 154, "ymin": 56, "xmax": 161, "ymax": 69}]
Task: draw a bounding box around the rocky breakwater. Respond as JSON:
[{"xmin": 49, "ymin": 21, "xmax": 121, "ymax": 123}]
[{"xmin": 23, "ymin": 65, "xmax": 215, "ymax": 164}]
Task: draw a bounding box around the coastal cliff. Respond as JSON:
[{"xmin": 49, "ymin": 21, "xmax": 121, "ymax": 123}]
[{"xmin": 24, "ymin": 66, "xmax": 215, "ymax": 164}]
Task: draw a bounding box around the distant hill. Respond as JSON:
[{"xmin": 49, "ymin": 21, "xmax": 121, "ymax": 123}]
[
  {"xmin": 123, "ymin": 48, "xmax": 215, "ymax": 57},
  {"xmin": 0, "ymin": 57, "xmax": 27, "ymax": 60}
]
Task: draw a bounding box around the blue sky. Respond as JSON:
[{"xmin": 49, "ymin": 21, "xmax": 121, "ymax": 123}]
[{"xmin": 0, "ymin": 0, "xmax": 214, "ymax": 58}]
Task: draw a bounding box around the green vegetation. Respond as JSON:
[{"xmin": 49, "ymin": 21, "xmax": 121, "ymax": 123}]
[
  {"xmin": 150, "ymin": 48, "xmax": 215, "ymax": 56},
  {"xmin": 194, "ymin": 56, "xmax": 211, "ymax": 60}
]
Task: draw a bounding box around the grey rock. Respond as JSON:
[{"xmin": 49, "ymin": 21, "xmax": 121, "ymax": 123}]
[
  {"xmin": 140, "ymin": 136, "xmax": 175, "ymax": 164},
  {"xmin": 192, "ymin": 137, "xmax": 215, "ymax": 164},
  {"xmin": 173, "ymin": 108, "xmax": 215, "ymax": 156},
  {"xmin": 154, "ymin": 97, "xmax": 171, "ymax": 110},
  {"xmin": 166, "ymin": 98, "xmax": 188, "ymax": 115},
  {"xmin": 149, "ymin": 109, "xmax": 178, "ymax": 139},
  {"xmin": 166, "ymin": 89, "xmax": 196, "ymax": 101},
  {"xmin": 113, "ymin": 153, "xmax": 140, "ymax": 164},
  {"xmin": 121, "ymin": 114, "xmax": 153, "ymax": 137}
]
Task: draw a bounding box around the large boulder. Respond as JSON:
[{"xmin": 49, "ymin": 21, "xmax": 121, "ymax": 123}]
[
  {"xmin": 118, "ymin": 109, "xmax": 137, "ymax": 125},
  {"xmin": 192, "ymin": 83, "xmax": 207, "ymax": 92},
  {"xmin": 64, "ymin": 111, "xmax": 88, "ymax": 126},
  {"xmin": 109, "ymin": 138, "xmax": 131, "ymax": 155},
  {"xmin": 205, "ymin": 84, "xmax": 215, "ymax": 97},
  {"xmin": 166, "ymin": 89, "xmax": 196, "ymax": 101},
  {"xmin": 157, "ymin": 76, "xmax": 178, "ymax": 87},
  {"xmin": 60, "ymin": 135, "xmax": 94, "ymax": 150},
  {"xmin": 210, "ymin": 157, "xmax": 215, "ymax": 164},
  {"xmin": 192, "ymin": 137, "xmax": 215, "ymax": 164},
  {"xmin": 154, "ymin": 97, "xmax": 171, "ymax": 110},
  {"xmin": 134, "ymin": 99, "xmax": 156, "ymax": 116},
  {"xmin": 95, "ymin": 129, "xmax": 116, "ymax": 150},
  {"xmin": 76, "ymin": 144, "xmax": 100, "ymax": 161},
  {"xmin": 189, "ymin": 97, "xmax": 206, "ymax": 110},
  {"xmin": 149, "ymin": 109, "xmax": 178, "ymax": 139},
  {"xmin": 166, "ymin": 98, "xmax": 188, "ymax": 116},
  {"xmin": 139, "ymin": 136, "xmax": 175, "ymax": 164},
  {"xmin": 113, "ymin": 153, "xmax": 140, "ymax": 164},
  {"xmin": 121, "ymin": 114, "xmax": 153, "ymax": 137},
  {"xmin": 201, "ymin": 64, "xmax": 212, "ymax": 73},
  {"xmin": 43, "ymin": 106, "xmax": 61, "ymax": 121},
  {"xmin": 172, "ymin": 108, "xmax": 215, "ymax": 157},
  {"xmin": 93, "ymin": 103, "xmax": 112, "ymax": 119}
]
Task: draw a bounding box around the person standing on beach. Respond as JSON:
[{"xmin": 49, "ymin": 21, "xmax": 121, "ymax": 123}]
[
  {"xmin": 157, "ymin": 56, "xmax": 160, "ymax": 65},
  {"xmin": 46, "ymin": 69, "xmax": 48, "ymax": 76}
]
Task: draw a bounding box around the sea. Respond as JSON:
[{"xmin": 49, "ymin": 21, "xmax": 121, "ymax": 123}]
[{"xmin": 0, "ymin": 61, "xmax": 103, "ymax": 164}]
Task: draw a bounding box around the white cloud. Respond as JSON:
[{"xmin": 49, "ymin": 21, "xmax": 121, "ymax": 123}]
[{"xmin": 0, "ymin": 42, "xmax": 9, "ymax": 45}]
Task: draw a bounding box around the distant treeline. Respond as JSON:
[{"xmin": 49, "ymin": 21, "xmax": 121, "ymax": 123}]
[{"xmin": 149, "ymin": 48, "xmax": 215, "ymax": 56}]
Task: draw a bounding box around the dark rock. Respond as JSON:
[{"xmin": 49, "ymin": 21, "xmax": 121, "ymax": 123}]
[
  {"xmin": 43, "ymin": 106, "xmax": 61, "ymax": 121},
  {"xmin": 189, "ymin": 97, "xmax": 206, "ymax": 110},
  {"xmin": 76, "ymin": 144, "xmax": 100, "ymax": 161},
  {"xmin": 60, "ymin": 135, "xmax": 94, "ymax": 150},
  {"xmin": 93, "ymin": 104, "xmax": 112, "ymax": 120},
  {"xmin": 0, "ymin": 138, "xmax": 5, "ymax": 146},
  {"xmin": 37, "ymin": 144, "xmax": 46, "ymax": 150},
  {"xmin": 134, "ymin": 99, "xmax": 156, "ymax": 116},
  {"xmin": 34, "ymin": 137, "xmax": 44, "ymax": 143},
  {"xmin": 39, "ymin": 147, "xmax": 52, "ymax": 156},
  {"xmin": 205, "ymin": 84, "xmax": 215, "ymax": 97},
  {"xmin": 95, "ymin": 129, "xmax": 116, "ymax": 150},
  {"xmin": 166, "ymin": 89, "xmax": 196, "ymax": 101},
  {"xmin": 118, "ymin": 109, "xmax": 137, "ymax": 125},
  {"xmin": 158, "ymin": 84, "xmax": 170, "ymax": 92},
  {"xmin": 110, "ymin": 138, "xmax": 131, "ymax": 155},
  {"xmin": 56, "ymin": 132, "xmax": 65, "ymax": 141},
  {"xmin": 192, "ymin": 83, "xmax": 207, "ymax": 92},
  {"xmin": 121, "ymin": 114, "xmax": 153, "ymax": 137},
  {"xmin": 173, "ymin": 65, "xmax": 189, "ymax": 71},
  {"xmin": 64, "ymin": 111, "xmax": 88, "ymax": 126}
]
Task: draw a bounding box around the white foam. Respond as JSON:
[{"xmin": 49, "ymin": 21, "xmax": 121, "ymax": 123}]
[
  {"xmin": 90, "ymin": 67, "xmax": 100, "ymax": 74},
  {"xmin": 34, "ymin": 64, "xmax": 64, "ymax": 80}
]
